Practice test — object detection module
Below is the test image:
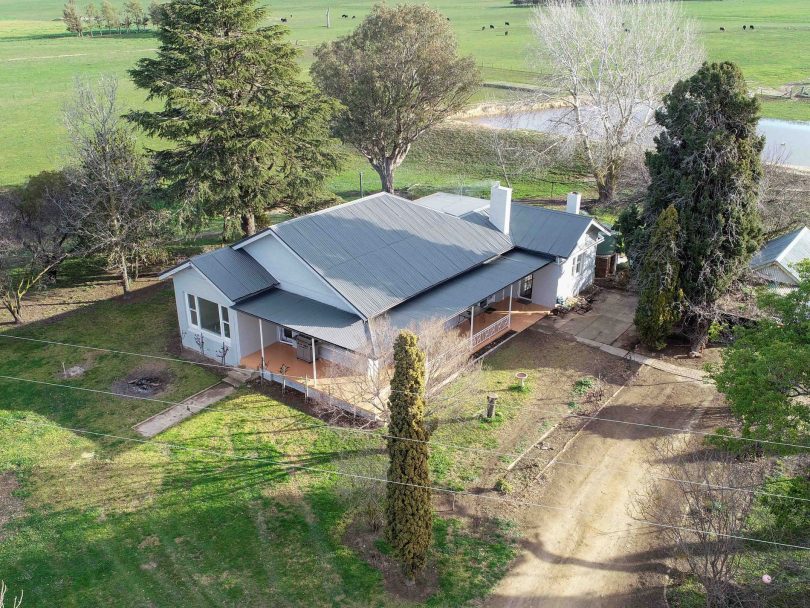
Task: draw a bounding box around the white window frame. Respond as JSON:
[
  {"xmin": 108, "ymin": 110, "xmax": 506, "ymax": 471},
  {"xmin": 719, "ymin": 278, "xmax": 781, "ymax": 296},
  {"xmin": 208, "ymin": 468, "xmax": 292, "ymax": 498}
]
[
  {"xmin": 278, "ymin": 326, "xmax": 297, "ymax": 345},
  {"xmin": 186, "ymin": 293, "xmax": 231, "ymax": 341},
  {"xmin": 572, "ymin": 253, "xmax": 584, "ymax": 276}
]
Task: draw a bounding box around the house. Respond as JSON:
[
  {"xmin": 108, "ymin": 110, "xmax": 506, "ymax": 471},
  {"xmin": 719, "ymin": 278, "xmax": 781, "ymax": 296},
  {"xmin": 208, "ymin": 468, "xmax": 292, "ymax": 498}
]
[
  {"xmin": 750, "ymin": 226, "xmax": 810, "ymax": 290},
  {"xmin": 159, "ymin": 185, "xmax": 608, "ymax": 406}
]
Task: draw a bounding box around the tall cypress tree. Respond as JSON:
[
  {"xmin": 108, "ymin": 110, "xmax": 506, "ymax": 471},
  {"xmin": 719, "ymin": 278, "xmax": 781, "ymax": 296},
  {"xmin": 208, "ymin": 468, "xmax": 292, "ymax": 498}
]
[
  {"xmin": 386, "ymin": 331, "xmax": 432, "ymax": 580},
  {"xmin": 635, "ymin": 205, "xmax": 681, "ymax": 350},
  {"xmin": 645, "ymin": 62, "xmax": 763, "ymax": 352},
  {"xmin": 128, "ymin": 0, "xmax": 341, "ymax": 236}
]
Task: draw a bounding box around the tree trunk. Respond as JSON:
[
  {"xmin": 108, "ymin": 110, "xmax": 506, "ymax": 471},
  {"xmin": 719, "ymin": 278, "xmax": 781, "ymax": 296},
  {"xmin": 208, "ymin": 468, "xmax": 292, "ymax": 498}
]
[
  {"xmin": 120, "ymin": 251, "xmax": 131, "ymax": 294},
  {"xmin": 241, "ymin": 212, "xmax": 256, "ymax": 237},
  {"xmin": 596, "ymin": 170, "xmax": 617, "ymax": 205},
  {"xmin": 688, "ymin": 317, "xmax": 710, "ymax": 356},
  {"xmin": 374, "ymin": 159, "xmax": 395, "ymax": 194}
]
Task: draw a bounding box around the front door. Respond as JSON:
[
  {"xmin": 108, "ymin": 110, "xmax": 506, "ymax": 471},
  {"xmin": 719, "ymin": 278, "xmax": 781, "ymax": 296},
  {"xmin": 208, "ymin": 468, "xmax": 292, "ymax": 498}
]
[{"xmin": 519, "ymin": 274, "xmax": 533, "ymax": 299}]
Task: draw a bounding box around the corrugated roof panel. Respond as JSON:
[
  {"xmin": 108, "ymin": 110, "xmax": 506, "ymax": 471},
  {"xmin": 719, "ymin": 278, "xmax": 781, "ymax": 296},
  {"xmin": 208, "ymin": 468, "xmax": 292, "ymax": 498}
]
[
  {"xmin": 191, "ymin": 247, "xmax": 277, "ymax": 302},
  {"xmin": 271, "ymin": 193, "xmax": 513, "ymax": 317},
  {"xmin": 751, "ymin": 227, "xmax": 810, "ymax": 280},
  {"xmin": 386, "ymin": 250, "xmax": 551, "ymax": 330},
  {"xmin": 415, "ymin": 193, "xmax": 599, "ymax": 259},
  {"xmin": 234, "ymin": 289, "xmax": 368, "ymax": 352}
]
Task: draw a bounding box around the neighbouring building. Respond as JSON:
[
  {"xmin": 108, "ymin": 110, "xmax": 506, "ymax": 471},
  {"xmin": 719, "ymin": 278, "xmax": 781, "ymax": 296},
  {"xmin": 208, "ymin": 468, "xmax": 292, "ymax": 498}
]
[{"xmin": 750, "ymin": 226, "xmax": 810, "ymax": 292}]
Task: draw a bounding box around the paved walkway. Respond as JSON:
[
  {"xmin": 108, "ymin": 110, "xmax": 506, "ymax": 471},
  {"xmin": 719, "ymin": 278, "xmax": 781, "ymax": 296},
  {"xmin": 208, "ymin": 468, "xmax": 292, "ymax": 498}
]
[{"xmin": 133, "ymin": 382, "xmax": 235, "ymax": 438}]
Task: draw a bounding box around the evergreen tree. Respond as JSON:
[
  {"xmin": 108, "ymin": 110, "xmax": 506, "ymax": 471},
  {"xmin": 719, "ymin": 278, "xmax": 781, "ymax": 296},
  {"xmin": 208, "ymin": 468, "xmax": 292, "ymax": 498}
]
[
  {"xmin": 645, "ymin": 62, "xmax": 763, "ymax": 352},
  {"xmin": 129, "ymin": 0, "xmax": 340, "ymax": 236},
  {"xmin": 635, "ymin": 205, "xmax": 681, "ymax": 350},
  {"xmin": 63, "ymin": 0, "xmax": 84, "ymax": 37},
  {"xmin": 385, "ymin": 331, "xmax": 433, "ymax": 580}
]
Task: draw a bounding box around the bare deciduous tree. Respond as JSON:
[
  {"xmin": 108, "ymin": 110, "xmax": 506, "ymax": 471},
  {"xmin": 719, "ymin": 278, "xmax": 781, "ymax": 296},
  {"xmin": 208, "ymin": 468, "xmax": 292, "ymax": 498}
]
[
  {"xmin": 61, "ymin": 76, "xmax": 170, "ymax": 294},
  {"xmin": 316, "ymin": 317, "xmax": 484, "ymax": 426},
  {"xmin": 0, "ymin": 581, "xmax": 22, "ymax": 608},
  {"xmin": 0, "ymin": 171, "xmax": 74, "ymax": 323},
  {"xmin": 528, "ymin": 0, "xmax": 703, "ymax": 204},
  {"xmin": 759, "ymin": 148, "xmax": 810, "ymax": 239},
  {"xmin": 635, "ymin": 438, "xmax": 762, "ymax": 608}
]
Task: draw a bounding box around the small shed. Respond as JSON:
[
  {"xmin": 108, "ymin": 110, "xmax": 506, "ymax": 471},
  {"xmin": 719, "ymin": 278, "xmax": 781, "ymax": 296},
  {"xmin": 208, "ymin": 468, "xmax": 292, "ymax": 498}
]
[
  {"xmin": 595, "ymin": 230, "xmax": 619, "ymax": 278},
  {"xmin": 750, "ymin": 226, "xmax": 810, "ymax": 288}
]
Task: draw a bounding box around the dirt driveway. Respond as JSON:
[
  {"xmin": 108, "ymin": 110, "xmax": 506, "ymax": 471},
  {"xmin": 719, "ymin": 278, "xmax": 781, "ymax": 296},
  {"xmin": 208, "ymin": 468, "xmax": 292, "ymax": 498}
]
[{"xmin": 487, "ymin": 365, "xmax": 723, "ymax": 608}]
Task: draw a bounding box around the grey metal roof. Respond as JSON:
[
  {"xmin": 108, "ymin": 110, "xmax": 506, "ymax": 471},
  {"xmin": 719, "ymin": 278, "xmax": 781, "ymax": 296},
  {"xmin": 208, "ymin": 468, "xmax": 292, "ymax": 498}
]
[
  {"xmin": 500, "ymin": 205, "xmax": 596, "ymax": 258},
  {"xmin": 234, "ymin": 290, "xmax": 368, "ymax": 352},
  {"xmin": 415, "ymin": 192, "xmax": 602, "ymax": 259},
  {"xmin": 191, "ymin": 247, "xmax": 278, "ymax": 302},
  {"xmin": 270, "ymin": 193, "xmax": 513, "ymax": 319},
  {"xmin": 385, "ymin": 250, "xmax": 551, "ymax": 330},
  {"xmin": 750, "ymin": 226, "xmax": 810, "ymax": 282},
  {"xmin": 415, "ymin": 192, "xmax": 490, "ymax": 216}
]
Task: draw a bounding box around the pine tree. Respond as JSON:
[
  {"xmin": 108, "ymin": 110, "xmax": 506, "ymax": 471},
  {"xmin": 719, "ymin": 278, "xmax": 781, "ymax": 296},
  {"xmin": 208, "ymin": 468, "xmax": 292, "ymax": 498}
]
[
  {"xmin": 645, "ymin": 62, "xmax": 763, "ymax": 352},
  {"xmin": 635, "ymin": 205, "xmax": 681, "ymax": 350},
  {"xmin": 128, "ymin": 0, "xmax": 341, "ymax": 236},
  {"xmin": 63, "ymin": 0, "xmax": 84, "ymax": 37},
  {"xmin": 385, "ymin": 331, "xmax": 433, "ymax": 580}
]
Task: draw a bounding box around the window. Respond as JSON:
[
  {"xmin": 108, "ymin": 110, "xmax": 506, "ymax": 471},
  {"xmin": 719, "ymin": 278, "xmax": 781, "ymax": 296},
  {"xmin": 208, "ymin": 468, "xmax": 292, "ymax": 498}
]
[
  {"xmin": 186, "ymin": 293, "xmax": 231, "ymax": 339},
  {"xmin": 279, "ymin": 326, "xmax": 296, "ymax": 344},
  {"xmin": 573, "ymin": 254, "xmax": 584, "ymax": 275},
  {"xmin": 187, "ymin": 293, "xmax": 198, "ymax": 327},
  {"xmin": 519, "ymin": 274, "xmax": 533, "ymax": 298}
]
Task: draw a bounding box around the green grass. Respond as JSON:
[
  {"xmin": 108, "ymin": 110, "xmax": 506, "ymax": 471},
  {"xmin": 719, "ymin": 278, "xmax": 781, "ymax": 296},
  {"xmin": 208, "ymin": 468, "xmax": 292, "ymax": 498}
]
[
  {"xmin": 0, "ymin": 285, "xmax": 519, "ymax": 606},
  {"xmin": 2, "ymin": 0, "xmax": 809, "ymax": 187}
]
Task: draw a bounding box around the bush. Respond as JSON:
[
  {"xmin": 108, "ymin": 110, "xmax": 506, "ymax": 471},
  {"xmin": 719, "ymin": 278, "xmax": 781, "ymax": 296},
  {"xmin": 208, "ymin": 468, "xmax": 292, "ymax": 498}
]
[{"xmin": 494, "ymin": 478, "xmax": 513, "ymax": 494}]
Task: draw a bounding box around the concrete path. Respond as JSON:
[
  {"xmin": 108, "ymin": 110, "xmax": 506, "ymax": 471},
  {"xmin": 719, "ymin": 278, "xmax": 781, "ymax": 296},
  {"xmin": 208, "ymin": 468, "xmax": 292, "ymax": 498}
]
[
  {"xmin": 133, "ymin": 382, "xmax": 235, "ymax": 438},
  {"xmin": 545, "ymin": 290, "xmax": 638, "ymax": 346}
]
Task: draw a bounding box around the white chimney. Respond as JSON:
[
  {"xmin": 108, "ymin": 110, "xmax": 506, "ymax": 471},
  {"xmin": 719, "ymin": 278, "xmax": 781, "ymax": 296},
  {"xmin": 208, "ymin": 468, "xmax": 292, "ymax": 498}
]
[
  {"xmin": 566, "ymin": 191, "xmax": 582, "ymax": 215},
  {"xmin": 490, "ymin": 182, "xmax": 512, "ymax": 235}
]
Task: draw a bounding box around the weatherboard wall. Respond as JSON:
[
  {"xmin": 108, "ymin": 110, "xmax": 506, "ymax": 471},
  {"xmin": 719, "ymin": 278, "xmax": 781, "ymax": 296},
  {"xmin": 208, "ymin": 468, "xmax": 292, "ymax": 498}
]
[{"xmin": 170, "ymin": 266, "xmax": 242, "ymax": 366}]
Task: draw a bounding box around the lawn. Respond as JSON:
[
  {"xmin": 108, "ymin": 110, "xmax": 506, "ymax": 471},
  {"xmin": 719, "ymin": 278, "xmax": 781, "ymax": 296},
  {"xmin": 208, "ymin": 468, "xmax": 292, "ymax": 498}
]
[
  {"xmin": 2, "ymin": 0, "xmax": 809, "ymax": 186},
  {"xmin": 0, "ymin": 283, "xmax": 525, "ymax": 606}
]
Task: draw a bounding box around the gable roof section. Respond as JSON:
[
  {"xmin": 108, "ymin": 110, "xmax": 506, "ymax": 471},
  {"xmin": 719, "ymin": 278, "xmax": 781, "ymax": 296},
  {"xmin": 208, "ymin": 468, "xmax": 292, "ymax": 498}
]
[
  {"xmin": 414, "ymin": 193, "xmax": 606, "ymax": 259},
  {"xmin": 267, "ymin": 193, "xmax": 513, "ymax": 318},
  {"xmin": 750, "ymin": 226, "xmax": 810, "ymax": 282},
  {"xmin": 161, "ymin": 247, "xmax": 278, "ymax": 303},
  {"xmin": 234, "ymin": 289, "xmax": 368, "ymax": 352}
]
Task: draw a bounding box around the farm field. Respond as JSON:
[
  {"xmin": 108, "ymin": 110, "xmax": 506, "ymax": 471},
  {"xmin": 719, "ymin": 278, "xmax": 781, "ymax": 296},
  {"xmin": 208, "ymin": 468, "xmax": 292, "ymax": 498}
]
[{"xmin": 1, "ymin": 0, "xmax": 809, "ymax": 187}]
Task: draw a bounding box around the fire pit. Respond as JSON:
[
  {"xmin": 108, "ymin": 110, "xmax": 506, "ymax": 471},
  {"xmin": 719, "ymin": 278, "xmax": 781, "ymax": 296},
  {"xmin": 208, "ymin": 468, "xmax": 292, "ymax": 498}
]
[{"xmin": 112, "ymin": 366, "xmax": 172, "ymax": 397}]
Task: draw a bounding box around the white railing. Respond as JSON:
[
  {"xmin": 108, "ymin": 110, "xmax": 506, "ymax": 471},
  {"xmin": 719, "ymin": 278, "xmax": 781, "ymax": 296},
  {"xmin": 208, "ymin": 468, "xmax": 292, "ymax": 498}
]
[{"xmin": 471, "ymin": 315, "xmax": 510, "ymax": 349}]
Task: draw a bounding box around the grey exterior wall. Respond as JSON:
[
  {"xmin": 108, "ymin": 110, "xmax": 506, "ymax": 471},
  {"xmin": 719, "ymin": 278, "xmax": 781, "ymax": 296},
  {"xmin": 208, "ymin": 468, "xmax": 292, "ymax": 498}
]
[{"xmin": 171, "ymin": 267, "xmax": 241, "ymax": 366}]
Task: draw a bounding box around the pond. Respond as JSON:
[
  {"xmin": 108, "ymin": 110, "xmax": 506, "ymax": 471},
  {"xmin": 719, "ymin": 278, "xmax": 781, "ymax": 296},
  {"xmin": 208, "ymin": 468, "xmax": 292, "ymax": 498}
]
[{"xmin": 471, "ymin": 109, "xmax": 810, "ymax": 168}]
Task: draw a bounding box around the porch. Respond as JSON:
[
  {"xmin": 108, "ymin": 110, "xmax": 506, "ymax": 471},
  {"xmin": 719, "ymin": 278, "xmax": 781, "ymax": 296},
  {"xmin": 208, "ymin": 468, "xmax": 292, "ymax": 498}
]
[
  {"xmin": 240, "ymin": 341, "xmax": 356, "ymax": 384},
  {"xmin": 459, "ymin": 298, "xmax": 549, "ymax": 351}
]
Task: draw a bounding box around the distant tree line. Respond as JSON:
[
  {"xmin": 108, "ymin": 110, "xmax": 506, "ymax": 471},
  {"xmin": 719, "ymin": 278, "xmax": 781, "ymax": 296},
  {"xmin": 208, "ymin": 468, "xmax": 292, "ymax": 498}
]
[{"xmin": 62, "ymin": 0, "xmax": 164, "ymax": 37}]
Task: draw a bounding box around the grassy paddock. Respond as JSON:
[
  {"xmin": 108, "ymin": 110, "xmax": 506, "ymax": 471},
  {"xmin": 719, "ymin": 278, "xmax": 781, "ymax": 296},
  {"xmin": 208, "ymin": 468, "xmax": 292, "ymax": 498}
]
[
  {"xmin": 0, "ymin": 285, "xmax": 523, "ymax": 606},
  {"xmin": 1, "ymin": 0, "xmax": 809, "ymax": 186}
]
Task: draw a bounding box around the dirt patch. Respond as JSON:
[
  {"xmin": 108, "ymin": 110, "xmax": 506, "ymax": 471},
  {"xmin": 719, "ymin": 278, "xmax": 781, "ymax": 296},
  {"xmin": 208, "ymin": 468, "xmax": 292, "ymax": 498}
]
[
  {"xmin": 111, "ymin": 364, "xmax": 173, "ymax": 398},
  {"xmin": 343, "ymin": 518, "xmax": 439, "ymax": 603},
  {"xmin": 0, "ymin": 471, "xmax": 24, "ymax": 540}
]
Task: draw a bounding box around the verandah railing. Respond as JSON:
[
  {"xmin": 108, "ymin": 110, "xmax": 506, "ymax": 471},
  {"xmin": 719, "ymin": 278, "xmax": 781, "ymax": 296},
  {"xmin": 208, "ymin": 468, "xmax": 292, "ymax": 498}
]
[{"xmin": 470, "ymin": 315, "xmax": 510, "ymax": 349}]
